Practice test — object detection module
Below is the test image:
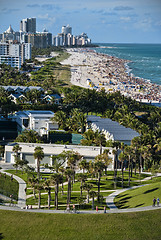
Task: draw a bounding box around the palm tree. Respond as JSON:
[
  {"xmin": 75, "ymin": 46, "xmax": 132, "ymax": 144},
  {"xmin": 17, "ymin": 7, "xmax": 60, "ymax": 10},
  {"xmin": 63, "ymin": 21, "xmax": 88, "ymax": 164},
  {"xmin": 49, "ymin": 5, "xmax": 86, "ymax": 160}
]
[
  {"xmin": 94, "ymin": 130, "xmax": 106, "ymax": 154},
  {"xmin": 79, "ymin": 159, "xmax": 89, "ymax": 173},
  {"xmin": 33, "ymin": 146, "xmax": 44, "ymax": 180},
  {"xmin": 83, "ymin": 183, "xmax": 93, "ymax": 203},
  {"xmin": 81, "ymin": 129, "xmax": 95, "ymax": 146},
  {"xmin": 77, "ymin": 173, "xmax": 87, "ymax": 197},
  {"xmin": 51, "ymin": 110, "xmax": 67, "ymax": 130},
  {"xmin": 59, "ymin": 166, "xmax": 66, "ymax": 195},
  {"xmin": 65, "ymin": 169, "xmax": 74, "ymax": 205},
  {"xmin": 12, "ymin": 144, "xmax": 22, "ymax": 161},
  {"xmin": 118, "ymin": 152, "xmax": 126, "ymax": 188},
  {"xmin": 43, "ymin": 180, "xmax": 52, "ymax": 209},
  {"xmin": 124, "ymin": 146, "xmax": 133, "ymax": 187},
  {"xmin": 99, "ymin": 150, "xmax": 112, "ymax": 175},
  {"xmin": 28, "ymin": 177, "xmax": 38, "ymax": 200},
  {"xmin": 64, "ymin": 150, "xmax": 82, "ymax": 182},
  {"xmin": 89, "ymin": 190, "xmax": 97, "ymax": 210},
  {"xmin": 94, "ymin": 159, "xmax": 105, "ymax": 202},
  {"xmin": 35, "ymin": 182, "xmax": 43, "ymax": 209},
  {"xmin": 51, "ymin": 154, "xmax": 65, "ymax": 173},
  {"xmin": 12, "ymin": 144, "xmax": 22, "ymax": 173},
  {"xmin": 51, "ymin": 173, "xmax": 62, "ymax": 210}
]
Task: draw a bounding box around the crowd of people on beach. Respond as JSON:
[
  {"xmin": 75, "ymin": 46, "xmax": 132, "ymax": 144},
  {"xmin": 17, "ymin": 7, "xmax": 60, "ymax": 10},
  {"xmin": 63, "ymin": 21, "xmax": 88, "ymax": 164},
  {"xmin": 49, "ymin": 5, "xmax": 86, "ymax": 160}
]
[{"xmin": 61, "ymin": 48, "xmax": 161, "ymax": 104}]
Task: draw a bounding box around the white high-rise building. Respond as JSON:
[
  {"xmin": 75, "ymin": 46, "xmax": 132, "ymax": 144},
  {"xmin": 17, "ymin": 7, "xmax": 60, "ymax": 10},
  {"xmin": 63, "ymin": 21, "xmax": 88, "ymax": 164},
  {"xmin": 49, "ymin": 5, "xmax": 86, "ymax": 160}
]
[
  {"xmin": 62, "ymin": 25, "xmax": 72, "ymax": 35},
  {"xmin": 0, "ymin": 42, "xmax": 31, "ymax": 69},
  {"xmin": 20, "ymin": 18, "xmax": 36, "ymax": 33}
]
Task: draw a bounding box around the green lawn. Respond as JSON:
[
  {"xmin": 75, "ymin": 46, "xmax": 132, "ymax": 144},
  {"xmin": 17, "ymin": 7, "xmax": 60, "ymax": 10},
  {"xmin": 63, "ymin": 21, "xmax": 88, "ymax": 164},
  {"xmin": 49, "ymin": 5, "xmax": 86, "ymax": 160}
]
[
  {"xmin": 115, "ymin": 181, "xmax": 161, "ymax": 208},
  {"xmin": 0, "ymin": 173, "xmax": 19, "ymax": 201},
  {"xmin": 0, "ymin": 209, "xmax": 161, "ymax": 240}
]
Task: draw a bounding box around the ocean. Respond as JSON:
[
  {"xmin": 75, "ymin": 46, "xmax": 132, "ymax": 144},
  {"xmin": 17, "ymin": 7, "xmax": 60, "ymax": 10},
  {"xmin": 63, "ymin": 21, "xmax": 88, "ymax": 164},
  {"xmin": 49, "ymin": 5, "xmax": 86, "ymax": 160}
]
[{"xmin": 94, "ymin": 43, "xmax": 161, "ymax": 86}]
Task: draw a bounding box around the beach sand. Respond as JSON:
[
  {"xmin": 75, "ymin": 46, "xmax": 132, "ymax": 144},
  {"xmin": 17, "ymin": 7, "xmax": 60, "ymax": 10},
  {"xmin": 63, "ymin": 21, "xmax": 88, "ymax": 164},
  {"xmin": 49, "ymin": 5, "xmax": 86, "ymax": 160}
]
[{"xmin": 61, "ymin": 48, "xmax": 161, "ymax": 104}]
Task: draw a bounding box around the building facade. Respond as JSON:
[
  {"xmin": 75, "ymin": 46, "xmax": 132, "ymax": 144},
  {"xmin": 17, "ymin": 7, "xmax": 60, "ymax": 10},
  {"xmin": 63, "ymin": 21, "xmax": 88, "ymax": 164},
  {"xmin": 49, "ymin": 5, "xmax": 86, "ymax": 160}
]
[
  {"xmin": 12, "ymin": 110, "xmax": 58, "ymax": 136},
  {"xmin": 0, "ymin": 42, "xmax": 31, "ymax": 69},
  {"xmin": 20, "ymin": 18, "xmax": 36, "ymax": 33},
  {"xmin": 4, "ymin": 142, "xmax": 114, "ymax": 169}
]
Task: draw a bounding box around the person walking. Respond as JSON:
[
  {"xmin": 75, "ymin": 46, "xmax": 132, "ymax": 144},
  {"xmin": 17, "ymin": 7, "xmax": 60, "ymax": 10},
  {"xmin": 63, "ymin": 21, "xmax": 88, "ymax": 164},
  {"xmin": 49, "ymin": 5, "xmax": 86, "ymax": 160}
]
[
  {"xmin": 153, "ymin": 197, "xmax": 156, "ymax": 206},
  {"xmin": 157, "ymin": 197, "xmax": 160, "ymax": 207},
  {"xmin": 96, "ymin": 206, "xmax": 98, "ymax": 213},
  {"xmin": 104, "ymin": 206, "xmax": 106, "ymax": 213}
]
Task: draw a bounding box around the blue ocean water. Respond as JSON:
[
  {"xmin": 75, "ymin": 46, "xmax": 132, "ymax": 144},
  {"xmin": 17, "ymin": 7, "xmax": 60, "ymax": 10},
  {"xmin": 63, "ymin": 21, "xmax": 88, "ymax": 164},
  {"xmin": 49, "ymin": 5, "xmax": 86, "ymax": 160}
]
[{"xmin": 94, "ymin": 43, "xmax": 161, "ymax": 85}]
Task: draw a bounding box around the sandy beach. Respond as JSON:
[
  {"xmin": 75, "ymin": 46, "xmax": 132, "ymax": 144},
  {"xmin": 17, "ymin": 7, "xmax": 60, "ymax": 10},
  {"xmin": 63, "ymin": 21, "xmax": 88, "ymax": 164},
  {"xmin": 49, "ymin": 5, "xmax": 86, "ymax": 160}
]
[{"xmin": 61, "ymin": 48, "xmax": 161, "ymax": 104}]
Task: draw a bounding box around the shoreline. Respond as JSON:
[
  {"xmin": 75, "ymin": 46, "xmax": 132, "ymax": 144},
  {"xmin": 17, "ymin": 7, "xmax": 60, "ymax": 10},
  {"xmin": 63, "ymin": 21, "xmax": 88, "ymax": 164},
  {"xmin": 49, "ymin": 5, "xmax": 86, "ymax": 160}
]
[{"xmin": 61, "ymin": 48, "xmax": 161, "ymax": 105}]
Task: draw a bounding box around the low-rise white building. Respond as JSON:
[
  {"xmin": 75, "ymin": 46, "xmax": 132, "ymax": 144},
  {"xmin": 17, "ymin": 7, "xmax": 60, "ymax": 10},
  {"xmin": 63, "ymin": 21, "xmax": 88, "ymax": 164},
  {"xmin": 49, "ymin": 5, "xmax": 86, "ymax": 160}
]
[
  {"xmin": 4, "ymin": 142, "xmax": 114, "ymax": 169},
  {"xmin": 12, "ymin": 110, "xmax": 58, "ymax": 136}
]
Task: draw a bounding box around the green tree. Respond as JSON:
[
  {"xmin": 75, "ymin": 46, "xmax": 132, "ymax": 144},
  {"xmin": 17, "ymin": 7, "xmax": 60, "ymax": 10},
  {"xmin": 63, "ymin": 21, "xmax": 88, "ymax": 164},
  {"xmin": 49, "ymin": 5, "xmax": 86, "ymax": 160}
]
[
  {"xmin": 83, "ymin": 183, "xmax": 93, "ymax": 204},
  {"xmin": 51, "ymin": 173, "xmax": 62, "ymax": 210},
  {"xmin": 118, "ymin": 152, "xmax": 126, "ymax": 188},
  {"xmin": 43, "ymin": 179, "xmax": 52, "ymax": 209},
  {"xmin": 94, "ymin": 159, "xmax": 105, "ymax": 202},
  {"xmin": 77, "ymin": 173, "xmax": 87, "ymax": 197},
  {"xmin": 89, "ymin": 190, "xmax": 97, "ymax": 210},
  {"xmin": 33, "ymin": 146, "xmax": 44, "ymax": 180},
  {"xmin": 65, "ymin": 169, "xmax": 74, "ymax": 205}
]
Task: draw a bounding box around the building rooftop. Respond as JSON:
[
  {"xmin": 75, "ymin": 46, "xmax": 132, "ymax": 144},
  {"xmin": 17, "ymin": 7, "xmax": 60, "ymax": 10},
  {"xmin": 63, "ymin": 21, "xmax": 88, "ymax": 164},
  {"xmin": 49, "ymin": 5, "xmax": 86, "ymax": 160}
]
[{"xmin": 87, "ymin": 115, "xmax": 139, "ymax": 141}]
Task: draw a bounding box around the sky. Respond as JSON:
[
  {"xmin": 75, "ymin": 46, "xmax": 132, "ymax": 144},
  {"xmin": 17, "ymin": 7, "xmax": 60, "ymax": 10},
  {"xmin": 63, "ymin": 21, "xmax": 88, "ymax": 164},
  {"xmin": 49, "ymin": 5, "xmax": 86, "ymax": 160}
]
[{"xmin": 0, "ymin": 0, "xmax": 161, "ymax": 43}]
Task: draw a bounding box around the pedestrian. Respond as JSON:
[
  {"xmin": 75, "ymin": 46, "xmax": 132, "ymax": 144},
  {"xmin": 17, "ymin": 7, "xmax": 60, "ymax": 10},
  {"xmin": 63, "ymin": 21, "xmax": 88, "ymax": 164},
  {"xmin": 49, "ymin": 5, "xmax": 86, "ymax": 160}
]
[
  {"xmin": 66, "ymin": 204, "xmax": 70, "ymax": 212},
  {"xmin": 96, "ymin": 206, "xmax": 98, "ymax": 213},
  {"xmin": 104, "ymin": 206, "xmax": 106, "ymax": 213},
  {"xmin": 73, "ymin": 204, "xmax": 76, "ymax": 213},
  {"xmin": 157, "ymin": 197, "xmax": 160, "ymax": 207},
  {"xmin": 153, "ymin": 197, "xmax": 156, "ymax": 207}
]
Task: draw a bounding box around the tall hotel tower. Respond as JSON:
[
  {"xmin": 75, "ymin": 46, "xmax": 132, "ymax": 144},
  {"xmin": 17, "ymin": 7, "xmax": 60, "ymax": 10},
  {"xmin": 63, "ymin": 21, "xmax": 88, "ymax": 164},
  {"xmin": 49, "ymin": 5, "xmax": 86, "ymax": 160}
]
[{"xmin": 20, "ymin": 18, "xmax": 36, "ymax": 33}]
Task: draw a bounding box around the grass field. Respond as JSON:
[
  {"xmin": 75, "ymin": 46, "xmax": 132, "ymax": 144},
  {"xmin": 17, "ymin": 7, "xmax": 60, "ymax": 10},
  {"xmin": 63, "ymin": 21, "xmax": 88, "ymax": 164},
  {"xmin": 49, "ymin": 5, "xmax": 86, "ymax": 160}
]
[
  {"xmin": 0, "ymin": 209, "xmax": 161, "ymax": 240},
  {"xmin": 115, "ymin": 181, "xmax": 161, "ymax": 208},
  {"xmin": 0, "ymin": 173, "xmax": 19, "ymax": 201}
]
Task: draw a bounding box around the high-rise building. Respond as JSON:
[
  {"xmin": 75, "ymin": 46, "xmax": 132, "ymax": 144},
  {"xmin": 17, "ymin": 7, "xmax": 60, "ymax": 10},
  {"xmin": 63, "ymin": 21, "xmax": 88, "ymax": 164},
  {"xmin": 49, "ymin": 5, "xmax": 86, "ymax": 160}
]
[
  {"xmin": 28, "ymin": 31, "xmax": 52, "ymax": 48},
  {"xmin": 20, "ymin": 18, "xmax": 36, "ymax": 33},
  {"xmin": 62, "ymin": 25, "xmax": 72, "ymax": 35},
  {"xmin": 0, "ymin": 42, "xmax": 31, "ymax": 69}
]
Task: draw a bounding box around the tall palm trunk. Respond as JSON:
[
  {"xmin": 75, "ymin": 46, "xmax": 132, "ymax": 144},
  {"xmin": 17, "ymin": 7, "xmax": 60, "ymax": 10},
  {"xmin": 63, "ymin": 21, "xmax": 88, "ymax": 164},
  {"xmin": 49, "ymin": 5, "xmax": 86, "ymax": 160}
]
[
  {"xmin": 135, "ymin": 160, "xmax": 137, "ymax": 175},
  {"xmin": 121, "ymin": 162, "xmax": 124, "ymax": 188},
  {"xmin": 37, "ymin": 159, "xmax": 40, "ymax": 180},
  {"xmin": 61, "ymin": 177, "xmax": 64, "ymax": 195},
  {"xmin": 86, "ymin": 190, "xmax": 90, "ymax": 203},
  {"xmin": 114, "ymin": 155, "xmax": 117, "ymax": 189},
  {"xmin": 92, "ymin": 196, "xmax": 95, "ymax": 210},
  {"xmin": 131, "ymin": 160, "xmax": 133, "ymax": 177},
  {"xmin": 128, "ymin": 157, "xmax": 131, "ymax": 187},
  {"xmin": 80, "ymin": 180, "xmax": 83, "ymax": 197},
  {"xmin": 55, "ymin": 182, "xmax": 59, "ymax": 210},
  {"xmin": 67, "ymin": 177, "xmax": 71, "ymax": 205},
  {"xmin": 33, "ymin": 187, "xmax": 36, "ymax": 199},
  {"xmin": 38, "ymin": 190, "xmax": 41, "ymax": 209},
  {"xmin": 97, "ymin": 171, "xmax": 101, "ymax": 202},
  {"xmin": 48, "ymin": 189, "xmax": 51, "ymax": 209}
]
